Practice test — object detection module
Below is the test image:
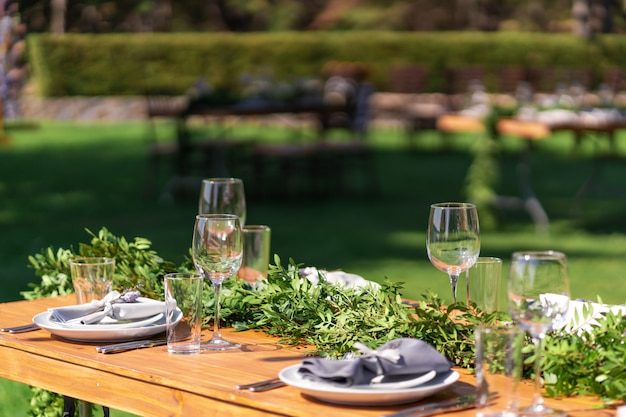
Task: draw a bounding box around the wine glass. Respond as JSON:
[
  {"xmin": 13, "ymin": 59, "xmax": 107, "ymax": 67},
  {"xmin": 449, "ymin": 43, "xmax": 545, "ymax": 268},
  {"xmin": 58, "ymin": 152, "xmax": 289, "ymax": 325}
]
[
  {"xmin": 192, "ymin": 214, "xmax": 243, "ymax": 350},
  {"xmin": 199, "ymin": 178, "xmax": 247, "ymax": 227},
  {"xmin": 426, "ymin": 202, "xmax": 480, "ymax": 304},
  {"xmin": 508, "ymin": 251, "xmax": 570, "ymax": 417}
]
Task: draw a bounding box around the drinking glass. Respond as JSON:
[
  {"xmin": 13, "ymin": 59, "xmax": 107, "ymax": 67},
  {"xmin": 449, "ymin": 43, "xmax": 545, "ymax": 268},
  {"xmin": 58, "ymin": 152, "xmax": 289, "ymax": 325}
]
[
  {"xmin": 237, "ymin": 225, "xmax": 271, "ymax": 283},
  {"xmin": 426, "ymin": 202, "xmax": 480, "ymax": 304},
  {"xmin": 164, "ymin": 272, "xmax": 204, "ymax": 354},
  {"xmin": 192, "ymin": 214, "xmax": 243, "ymax": 350},
  {"xmin": 467, "ymin": 256, "xmax": 502, "ymax": 313},
  {"xmin": 199, "ymin": 178, "xmax": 247, "ymax": 227},
  {"xmin": 69, "ymin": 257, "xmax": 115, "ymax": 304},
  {"xmin": 508, "ymin": 251, "xmax": 570, "ymax": 417}
]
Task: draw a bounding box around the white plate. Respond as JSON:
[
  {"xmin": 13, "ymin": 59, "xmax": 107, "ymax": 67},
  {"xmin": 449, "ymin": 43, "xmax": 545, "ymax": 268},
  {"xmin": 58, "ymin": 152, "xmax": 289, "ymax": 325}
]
[
  {"xmin": 33, "ymin": 310, "xmax": 181, "ymax": 343},
  {"xmin": 278, "ymin": 365, "xmax": 460, "ymax": 406}
]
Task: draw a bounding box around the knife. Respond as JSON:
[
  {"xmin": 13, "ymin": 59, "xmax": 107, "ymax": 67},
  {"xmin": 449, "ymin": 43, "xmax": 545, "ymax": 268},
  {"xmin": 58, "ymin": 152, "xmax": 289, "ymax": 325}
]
[
  {"xmin": 236, "ymin": 377, "xmax": 282, "ymax": 390},
  {"xmin": 1, "ymin": 323, "xmax": 40, "ymax": 333},
  {"xmin": 379, "ymin": 392, "xmax": 497, "ymax": 417},
  {"xmin": 96, "ymin": 338, "xmax": 167, "ymax": 354}
]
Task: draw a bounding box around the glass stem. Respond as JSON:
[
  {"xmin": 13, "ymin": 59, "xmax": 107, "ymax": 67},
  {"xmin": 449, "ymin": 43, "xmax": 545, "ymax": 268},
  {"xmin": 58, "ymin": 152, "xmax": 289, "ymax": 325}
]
[
  {"xmin": 449, "ymin": 273, "xmax": 459, "ymax": 303},
  {"xmin": 532, "ymin": 335, "xmax": 545, "ymax": 409},
  {"xmin": 212, "ymin": 282, "xmax": 222, "ymax": 341}
]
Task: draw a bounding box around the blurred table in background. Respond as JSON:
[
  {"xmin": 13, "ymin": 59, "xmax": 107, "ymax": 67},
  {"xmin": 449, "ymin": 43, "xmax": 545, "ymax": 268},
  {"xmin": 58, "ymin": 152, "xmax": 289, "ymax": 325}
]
[
  {"xmin": 157, "ymin": 97, "xmax": 376, "ymax": 200},
  {"xmin": 435, "ymin": 106, "xmax": 626, "ymax": 232}
]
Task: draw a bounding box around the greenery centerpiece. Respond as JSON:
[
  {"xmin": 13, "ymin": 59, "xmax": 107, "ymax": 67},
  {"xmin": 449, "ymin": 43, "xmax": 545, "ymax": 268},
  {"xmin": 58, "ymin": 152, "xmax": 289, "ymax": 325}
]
[{"xmin": 21, "ymin": 228, "xmax": 626, "ymax": 416}]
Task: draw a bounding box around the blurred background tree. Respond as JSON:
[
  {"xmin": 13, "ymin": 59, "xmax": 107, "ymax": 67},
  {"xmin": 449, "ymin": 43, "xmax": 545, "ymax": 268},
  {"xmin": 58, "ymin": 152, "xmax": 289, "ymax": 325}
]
[{"xmin": 15, "ymin": 0, "xmax": 626, "ymax": 35}]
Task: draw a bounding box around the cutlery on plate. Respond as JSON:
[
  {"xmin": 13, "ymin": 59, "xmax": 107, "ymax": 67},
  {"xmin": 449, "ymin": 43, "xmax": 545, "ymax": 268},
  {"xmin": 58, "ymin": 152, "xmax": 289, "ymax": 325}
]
[
  {"xmin": 0, "ymin": 324, "xmax": 40, "ymax": 333},
  {"xmin": 379, "ymin": 392, "xmax": 498, "ymax": 417},
  {"xmin": 236, "ymin": 377, "xmax": 286, "ymax": 392},
  {"xmin": 369, "ymin": 370, "xmax": 437, "ymax": 389},
  {"xmin": 96, "ymin": 338, "xmax": 167, "ymax": 354}
]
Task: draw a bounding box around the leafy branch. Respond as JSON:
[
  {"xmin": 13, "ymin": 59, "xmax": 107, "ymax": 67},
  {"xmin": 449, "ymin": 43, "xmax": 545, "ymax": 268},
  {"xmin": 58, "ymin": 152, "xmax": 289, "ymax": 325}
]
[{"xmin": 22, "ymin": 227, "xmax": 177, "ymax": 301}]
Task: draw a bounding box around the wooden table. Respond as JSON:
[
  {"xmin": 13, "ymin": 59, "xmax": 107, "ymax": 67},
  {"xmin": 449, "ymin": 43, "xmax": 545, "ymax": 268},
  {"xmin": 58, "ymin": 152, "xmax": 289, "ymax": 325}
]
[
  {"xmin": 0, "ymin": 296, "xmax": 616, "ymax": 417},
  {"xmin": 436, "ymin": 114, "xmax": 552, "ymax": 233},
  {"xmin": 496, "ymin": 116, "xmax": 626, "ymax": 218}
]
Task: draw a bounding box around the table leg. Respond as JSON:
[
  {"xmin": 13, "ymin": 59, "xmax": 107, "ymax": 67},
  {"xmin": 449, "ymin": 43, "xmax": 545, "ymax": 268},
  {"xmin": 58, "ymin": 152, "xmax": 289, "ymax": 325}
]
[
  {"xmin": 63, "ymin": 396, "xmax": 75, "ymax": 416},
  {"xmin": 492, "ymin": 142, "xmax": 549, "ymax": 234},
  {"xmin": 78, "ymin": 400, "xmax": 93, "ymax": 417},
  {"xmin": 516, "ymin": 144, "xmax": 550, "ymax": 233}
]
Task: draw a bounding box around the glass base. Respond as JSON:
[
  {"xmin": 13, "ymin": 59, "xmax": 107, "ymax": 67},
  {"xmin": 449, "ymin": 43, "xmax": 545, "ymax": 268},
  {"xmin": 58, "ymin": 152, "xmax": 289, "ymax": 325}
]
[
  {"xmin": 201, "ymin": 338, "xmax": 240, "ymax": 351},
  {"xmin": 518, "ymin": 405, "xmax": 567, "ymax": 417}
]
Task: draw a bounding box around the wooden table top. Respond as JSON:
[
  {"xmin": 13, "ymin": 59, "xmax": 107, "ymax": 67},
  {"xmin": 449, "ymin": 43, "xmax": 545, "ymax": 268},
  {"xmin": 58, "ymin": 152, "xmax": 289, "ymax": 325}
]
[
  {"xmin": 0, "ymin": 296, "xmax": 617, "ymax": 417},
  {"xmin": 439, "ymin": 113, "xmax": 626, "ymax": 141}
]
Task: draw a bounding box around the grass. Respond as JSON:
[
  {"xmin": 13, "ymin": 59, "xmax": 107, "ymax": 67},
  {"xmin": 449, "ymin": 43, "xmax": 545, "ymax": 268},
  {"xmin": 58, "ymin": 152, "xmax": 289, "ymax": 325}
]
[{"xmin": 1, "ymin": 118, "xmax": 626, "ymax": 416}]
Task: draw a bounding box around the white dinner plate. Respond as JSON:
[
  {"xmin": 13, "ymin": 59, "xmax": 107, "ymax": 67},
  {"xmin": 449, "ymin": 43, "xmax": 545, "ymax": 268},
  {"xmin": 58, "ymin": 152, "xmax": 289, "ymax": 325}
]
[
  {"xmin": 33, "ymin": 310, "xmax": 181, "ymax": 343},
  {"xmin": 278, "ymin": 365, "xmax": 460, "ymax": 406}
]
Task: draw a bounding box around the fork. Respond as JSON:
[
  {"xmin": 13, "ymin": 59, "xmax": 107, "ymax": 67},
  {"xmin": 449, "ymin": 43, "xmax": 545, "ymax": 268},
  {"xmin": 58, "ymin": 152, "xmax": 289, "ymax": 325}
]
[{"xmin": 236, "ymin": 377, "xmax": 286, "ymax": 392}]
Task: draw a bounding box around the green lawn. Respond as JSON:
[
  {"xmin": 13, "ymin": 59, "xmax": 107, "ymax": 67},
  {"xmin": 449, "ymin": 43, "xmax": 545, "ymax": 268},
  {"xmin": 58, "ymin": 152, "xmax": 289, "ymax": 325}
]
[{"xmin": 1, "ymin": 119, "xmax": 626, "ymax": 416}]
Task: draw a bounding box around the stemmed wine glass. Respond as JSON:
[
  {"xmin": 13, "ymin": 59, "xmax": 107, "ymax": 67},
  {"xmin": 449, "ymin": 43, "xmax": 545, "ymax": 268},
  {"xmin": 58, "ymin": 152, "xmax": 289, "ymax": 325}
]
[
  {"xmin": 508, "ymin": 251, "xmax": 570, "ymax": 417},
  {"xmin": 199, "ymin": 178, "xmax": 247, "ymax": 227},
  {"xmin": 192, "ymin": 214, "xmax": 243, "ymax": 350},
  {"xmin": 426, "ymin": 202, "xmax": 480, "ymax": 304}
]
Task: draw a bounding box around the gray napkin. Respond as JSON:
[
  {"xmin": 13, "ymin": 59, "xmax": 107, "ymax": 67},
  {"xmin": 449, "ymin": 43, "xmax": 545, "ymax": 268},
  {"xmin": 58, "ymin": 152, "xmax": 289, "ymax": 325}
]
[
  {"xmin": 49, "ymin": 291, "xmax": 165, "ymax": 325},
  {"xmin": 297, "ymin": 338, "xmax": 453, "ymax": 387}
]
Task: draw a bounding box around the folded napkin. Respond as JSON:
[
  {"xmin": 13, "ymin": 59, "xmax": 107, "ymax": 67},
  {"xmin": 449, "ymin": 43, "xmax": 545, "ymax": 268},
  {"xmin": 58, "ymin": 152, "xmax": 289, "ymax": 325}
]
[
  {"xmin": 49, "ymin": 291, "xmax": 165, "ymax": 325},
  {"xmin": 555, "ymin": 298, "xmax": 626, "ymax": 335},
  {"xmin": 300, "ymin": 267, "xmax": 380, "ymax": 290},
  {"xmin": 297, "ymin": 338, "xmax": 453, "ymax": 387}
]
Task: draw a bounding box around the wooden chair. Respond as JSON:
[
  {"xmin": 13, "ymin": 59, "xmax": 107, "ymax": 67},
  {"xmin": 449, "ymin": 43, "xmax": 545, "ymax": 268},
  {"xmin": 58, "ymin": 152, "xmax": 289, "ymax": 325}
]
[
  {"xmin": 387, "ymin": 64, "xmax": 428, "ymax": 94},
  {"xmin": 446, "ymin": 66, "xmax": 485, "ymax": 94},
  {"xmin": 526, "ymin": 67, "xmax": 559, "ymax": 93},
  {"xmin": 496, "ymin": 65, "xmax": 527, "ymax": 94},
  {"xmin": 385, "ymin": 65, "xmax": 448, "ymax": 146},
  {"xmin": 315, "ymin": 63, "xmax": 379, "ymax": 196},
  {"xmin": 445, "ymin": 66, "xmax": 486, "ymax": 110},
  {"xmin": 566, "ymin": 68, "xmax": 594, "ymax": 90},
  {"xmin": 250, "ymin": 142, "xmax": 323, "ymax": 199},
  {"xmin": 603, "ymin": 67, "xmax": 625, "ymax": 92}
]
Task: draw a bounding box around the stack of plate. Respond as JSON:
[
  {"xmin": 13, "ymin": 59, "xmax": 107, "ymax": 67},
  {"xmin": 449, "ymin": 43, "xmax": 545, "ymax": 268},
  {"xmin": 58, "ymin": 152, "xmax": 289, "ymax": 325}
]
[{"xmin": 33, "ymin": 298, "xmax": 181, "ymax": 343}]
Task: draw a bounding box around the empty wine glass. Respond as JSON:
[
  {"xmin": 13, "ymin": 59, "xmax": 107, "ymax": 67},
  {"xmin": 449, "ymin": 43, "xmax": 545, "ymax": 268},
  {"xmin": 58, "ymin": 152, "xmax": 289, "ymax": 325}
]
[
  {"xmin": 426, "ymin": 202, "xmax": 480, "ymax": 304},
  {"xmin": 508, "ymin": 251, "xmax": 570, "ymax": 417},
  {"xmin": 192, "ymin": 214, "xmax": 243, "ymax": 350},
  {"xmin": 199, "ymin": 178, "xmax": 247, "ymax": 227}
]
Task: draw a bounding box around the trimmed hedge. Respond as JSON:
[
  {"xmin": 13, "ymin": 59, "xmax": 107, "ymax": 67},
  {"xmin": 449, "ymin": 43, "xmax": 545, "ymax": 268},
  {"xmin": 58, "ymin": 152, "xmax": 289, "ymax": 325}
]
[{"xmin": 25, "ymin": 31, "xmax": 626, "ymax": 97}]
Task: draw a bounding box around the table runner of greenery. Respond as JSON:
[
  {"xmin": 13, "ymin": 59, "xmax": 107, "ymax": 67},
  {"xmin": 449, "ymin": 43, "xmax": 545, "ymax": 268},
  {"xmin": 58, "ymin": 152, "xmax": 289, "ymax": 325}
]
[{"xmin": 20, "ymin": 228, "xmax": 625, "ymax": 416}]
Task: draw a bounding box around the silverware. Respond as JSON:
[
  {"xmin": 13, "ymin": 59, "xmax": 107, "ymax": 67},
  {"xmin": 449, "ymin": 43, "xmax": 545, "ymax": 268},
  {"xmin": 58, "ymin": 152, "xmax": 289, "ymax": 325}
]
[
  {"xmin": 96, "ymin": 338, "xmax": 167, "ymax": 354},
  {"xmin": 379, "ymin": 392, "xmax": 497, "ymax": 417},
  {"xmin": 236, "ymin": 377, "xmax": 281, "ymax": 390},
  {"xmin": 0, "ymin": 323, "xmax": 40, "ymax": 333},
  {"xmin": 249, "ymin": 381, "xmax": 286, "ymax": 392},
  {"xmin": 236, "ymin": 352, "xmax": 354, "ymax": 392},
  {"xmin": 236, "ymin": 377, "xmax": 286, "ymax": 392}
]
